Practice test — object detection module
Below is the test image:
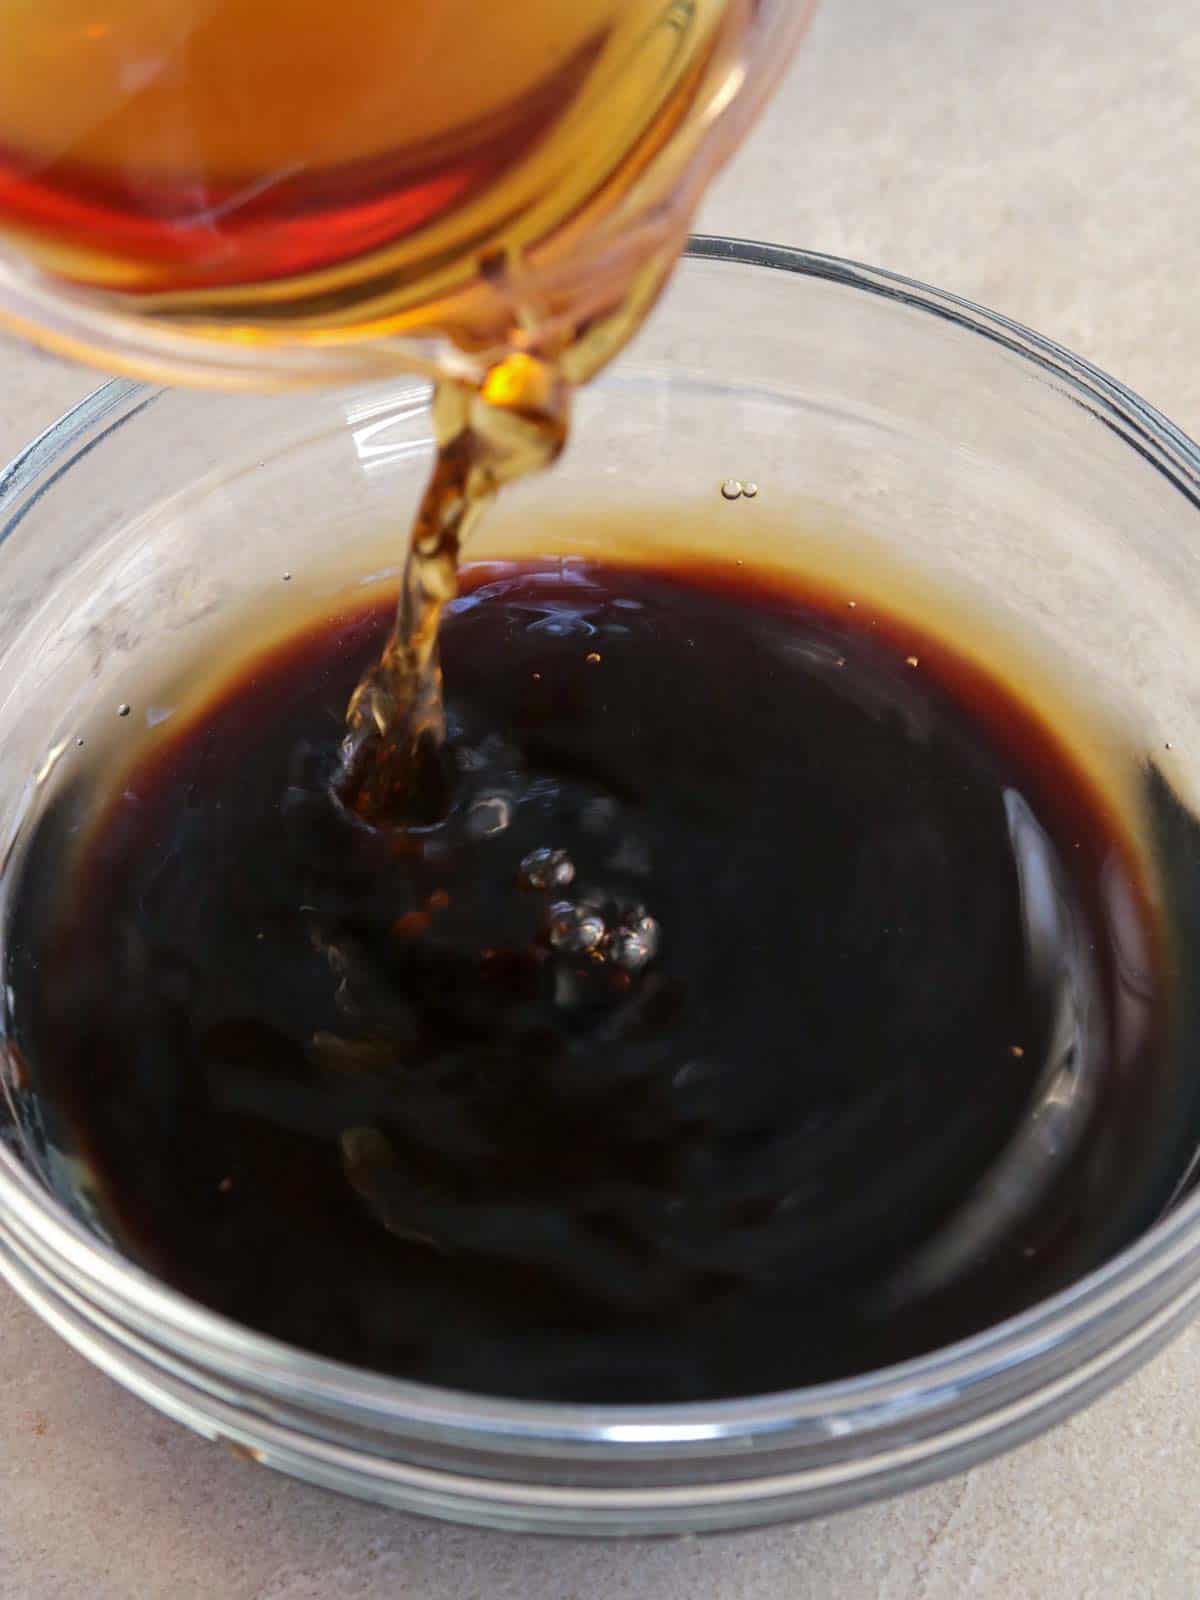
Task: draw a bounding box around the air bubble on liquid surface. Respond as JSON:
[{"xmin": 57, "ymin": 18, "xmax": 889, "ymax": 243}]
[
  {"xmin": 606, "ymin": 914, "xmax": 660, "ymax": 972},
  {"xmin": 548, "ymin": 902, "xmax": 606, "ymax": 953},
  {"xmin": 466, "ymin": 795, "xmax": 512, "ymax": 837},
  {"xmin": 519, "ymin": 847, "xmax": 575, "ymax": 890}
]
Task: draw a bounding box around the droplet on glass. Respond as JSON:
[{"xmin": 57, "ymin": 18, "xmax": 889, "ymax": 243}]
[
  {"xmin": 117, "ymin": 703, "xmax": 131, "ymax": 718},
  {"xmin": 720, "ymin": 479, "xmax": 743, "ymax": 500},
  {"xmin": 741, "ymin": 481, "xmax": 759, "ymax": 498}
]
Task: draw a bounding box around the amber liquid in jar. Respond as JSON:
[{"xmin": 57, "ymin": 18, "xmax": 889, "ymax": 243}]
[
  {"xmin": 0, "ymin": 1, "xmax": 782, "ymax": 802},
  {"xmin": 0, "ymin": 0, "xmax": 748, "ymax": 359}
]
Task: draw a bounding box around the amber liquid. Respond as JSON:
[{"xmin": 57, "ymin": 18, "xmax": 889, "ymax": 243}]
[
  {"xmin": 0, "ymin": 0, "xmax": 746, "ymax": 363},
  {"xmin": 0, "ymin": 0, "xmax": 771, "ymax": 813}
]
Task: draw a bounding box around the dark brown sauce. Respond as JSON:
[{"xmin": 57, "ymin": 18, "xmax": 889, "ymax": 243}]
[{"xmin": 3, "ymin": 557, "xmax": 1183, "ymax": 1402}]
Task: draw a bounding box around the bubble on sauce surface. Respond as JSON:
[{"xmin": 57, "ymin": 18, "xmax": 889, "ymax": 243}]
[
  {"xmin": 466, "ymin": 795, "xmax": 512, "ymax": 837},
  {"xmin": 548, "ymin": 902, "xmax": 606, "ymax": 953},
  {"xmin": 606, "ymin": 913, "xmax": 661, "ymax": 972},
  {"xmin": 519, "ymin": 847, "xmax": 576, "ymax": 890}
]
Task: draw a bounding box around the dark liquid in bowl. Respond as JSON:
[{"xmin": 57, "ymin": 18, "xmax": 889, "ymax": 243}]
[{"xmin": 2, "ymin": 558, "xmax": 1188, "ymax": 1401}]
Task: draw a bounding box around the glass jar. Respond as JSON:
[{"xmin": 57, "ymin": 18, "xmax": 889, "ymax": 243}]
[{"xmin": 0, "ymin": 2, "xmax": 813, "ymax": 389}]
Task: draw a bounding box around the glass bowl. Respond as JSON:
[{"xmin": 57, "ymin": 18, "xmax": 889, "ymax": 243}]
[{"xmin": 3, "ymin": 238, "xmax": 1200, "ymax": 1535}]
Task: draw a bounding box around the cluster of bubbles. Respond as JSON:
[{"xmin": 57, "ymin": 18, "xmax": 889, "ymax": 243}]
[
  {"xmin": 520, "ymin": 847, "xmax": 660, "ymax": 974},
  {"xmin": 720, "ymin": 478, "xmax": 759, "ymax": 501}
]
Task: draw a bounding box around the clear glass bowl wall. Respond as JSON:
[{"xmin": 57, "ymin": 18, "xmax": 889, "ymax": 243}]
[{"xmin": 2, "ymin": 240, "xmax": 1200, "ymax": 1534}]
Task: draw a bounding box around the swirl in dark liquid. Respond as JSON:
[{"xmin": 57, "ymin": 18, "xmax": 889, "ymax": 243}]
[{"xmin": 3, "ymin": 558, "xmax": 1187, "ymax": 1402}]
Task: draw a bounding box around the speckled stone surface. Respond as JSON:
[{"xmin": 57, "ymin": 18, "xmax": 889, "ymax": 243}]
[{"xmin": 4, "ymin": 1, "xmax": 1200, "ymax": 1594}]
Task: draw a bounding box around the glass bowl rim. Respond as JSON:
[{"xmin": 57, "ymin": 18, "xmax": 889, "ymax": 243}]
[{"xmin": 3, "ymin": 233, "xmax": 1200, "ymax": 1456}]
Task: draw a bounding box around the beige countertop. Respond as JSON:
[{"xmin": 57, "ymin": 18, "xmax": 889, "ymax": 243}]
[{"xmin": 4, "ymin": 1, "xmax": 1200, "ymax": 1594}]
